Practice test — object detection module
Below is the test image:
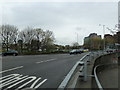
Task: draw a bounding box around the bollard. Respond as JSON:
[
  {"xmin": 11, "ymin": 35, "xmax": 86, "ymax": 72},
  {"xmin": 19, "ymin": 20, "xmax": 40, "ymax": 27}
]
[
  {"xmin": 79, "ymin": 62, "xmax": 84, "ymax": 81},
  {"xmin": 92, "ymin": 52, "xmax": 95, "ymax": 59}
]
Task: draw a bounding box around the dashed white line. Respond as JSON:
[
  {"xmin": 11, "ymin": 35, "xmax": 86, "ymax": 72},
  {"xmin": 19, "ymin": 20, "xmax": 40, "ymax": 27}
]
[
  {"xmin": 36, "ymin": 61, "xmax": 43, "ymax": 64},
  {"xmin": 0, "ymin": 66, "xmax": 23, "ymax": 74},
  {"xmin": 36, "ymin": 59, "xmax": 56, "ymax": 64}
]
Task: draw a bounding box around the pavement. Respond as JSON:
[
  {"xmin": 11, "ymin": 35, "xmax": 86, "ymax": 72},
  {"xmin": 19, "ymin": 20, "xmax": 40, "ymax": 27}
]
[
  {"xmin": 0, "ymin": 53, "xmax": 87, "ymax": 89},
  {"xmin": 98, "ymin": 64, "xmax": 118, "ymax": 88}
]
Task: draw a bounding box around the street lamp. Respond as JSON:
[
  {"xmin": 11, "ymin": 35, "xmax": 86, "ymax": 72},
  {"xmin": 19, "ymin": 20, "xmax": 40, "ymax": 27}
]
[
  {"xmin": 75, "ymin": 32, "xmax": 79, "ymax": 49},
  {"xmin": 75, "ymin": 32, "xmax": 79, "ymax": 44},
  {"xmin": 115, "ymin": 24, "xmax": 120, "ymax": 31},
  {"xmin": 77, "ymin": 33, "xmax": 78, "ymax": 43},
  {"xmin": 99, "ymin": 24, "xmax": 105, "ymax": 51}
]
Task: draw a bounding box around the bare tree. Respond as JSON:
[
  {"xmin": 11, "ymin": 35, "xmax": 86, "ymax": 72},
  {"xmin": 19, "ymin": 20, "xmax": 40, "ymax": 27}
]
[
  {"xmin": 34, "ymin": 28, "xmax": 44, "ymax": 50},
  {"xmin": 0, "ymin": 24, "xmax": 18, "ymax": 51},
  {"xmin": 19, "ymin": 27, "xmax": 35, "ymax": 43},
  {"xmin": 18, "ymin": 27, "xmax": 36, "ymax": 51},
  {"xmin": 41, "ymin": 30, "xmax": 55, "ymax": 51}
]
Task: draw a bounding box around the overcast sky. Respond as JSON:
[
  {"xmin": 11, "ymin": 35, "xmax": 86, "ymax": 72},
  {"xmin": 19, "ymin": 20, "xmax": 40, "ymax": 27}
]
[{"xmin": 0, "ymin": 0, "xmax": 118, "ymax": 45}]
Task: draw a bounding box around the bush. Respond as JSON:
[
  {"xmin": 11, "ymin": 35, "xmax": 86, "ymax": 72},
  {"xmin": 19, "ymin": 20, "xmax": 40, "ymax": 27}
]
[{"xmin": 21, "ymin": 50, "xmax": 69, "ymax": 55}]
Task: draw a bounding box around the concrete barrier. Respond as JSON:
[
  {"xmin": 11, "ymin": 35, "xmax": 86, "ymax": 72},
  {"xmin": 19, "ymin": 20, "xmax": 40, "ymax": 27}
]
[{"xmin": 91, "ymin": 52, "xmax": 118, "ymax": 89}]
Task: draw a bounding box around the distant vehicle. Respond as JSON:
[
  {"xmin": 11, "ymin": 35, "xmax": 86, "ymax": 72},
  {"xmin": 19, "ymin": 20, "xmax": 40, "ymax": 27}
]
[
  {"xmin": 69, "ymin": 49, "xmax": 83, "ymax": 55},
  {"xmin": 106, "ymin": 49, "xmax": 116, "ymax": 53},
  {"xmin": 77, "ymin": 49, "xmax": 84, "ymax": 53},
  {"xmin": 83, "ymin": 49, "xmax": 89, "ymax": 52},
  {"xmin": 2, "ymin": 50, "xmax": 18, "ymax": 56}
]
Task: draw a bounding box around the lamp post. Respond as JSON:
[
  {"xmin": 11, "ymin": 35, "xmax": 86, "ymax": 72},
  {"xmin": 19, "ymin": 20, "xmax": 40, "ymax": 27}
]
[
  {"xmin": 75, "ymin": 32, "xmax": 79, "ymax": 44},
  {"xmin": 77, "ymin": 33, "xmax": 78, "ymax": 43},
  {"xmin": 75, "ymin": 32, "xmax": 79, "ymax": 49},
  {"xmin": 99, "ymin": 24, "xmax": 105, "ymax": 51}
]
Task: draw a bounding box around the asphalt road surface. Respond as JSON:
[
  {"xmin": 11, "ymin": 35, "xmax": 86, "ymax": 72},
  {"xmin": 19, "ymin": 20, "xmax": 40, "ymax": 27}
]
[{"xmin": 1, "ymin": 53, "xmax": 87, "ymax": 89}]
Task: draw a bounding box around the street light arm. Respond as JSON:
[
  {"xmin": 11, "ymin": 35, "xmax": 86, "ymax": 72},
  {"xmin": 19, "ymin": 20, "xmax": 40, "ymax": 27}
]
[{"xmin": 106, "ymin": 27, "xmax": 116, "ymax": 34}]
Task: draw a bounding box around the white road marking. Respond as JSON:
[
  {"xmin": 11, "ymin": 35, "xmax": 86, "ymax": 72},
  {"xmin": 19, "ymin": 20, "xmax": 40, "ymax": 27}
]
[
  {"xmin": 46, "ymin": 59, "xmax": 56, "ymax": 62},
  {"xmin": 30, "ymin": 78, "xmax": 41, "ymax": 88},
  {"xmin": 34, "ymin": 79, "xmax": 47, "ymax": 88},
  {"xmin": 36, "ymin": 61, "xmax": 43, "ymax": 64},
  {"xmin": 1, "ymin": 75, "xmax": 27, "ymax": 88},
  {"xmin": 0, "ymin": 74, "xmax": 20, "ymax": 80},
  {"xmin": 36, "ymin": 58, "xmax": 56, "ymax": 64},
  {"xmin": 0, "ymin": 66, "xmax": 23, "ymax": 74},
  {"xmin": 18, "ymin": 76, "xmax": 37, "ymax": 88},
  {"xmin": 0, "ymin": 74, "xmax": 20, "ymax": 83},
  {"xmin": 6, "ymin": 75, "xmax": 29, "ymax": 88},
  {"xmin": 1, "ymin": 74, "xmax": 47, "ymax": 89}
]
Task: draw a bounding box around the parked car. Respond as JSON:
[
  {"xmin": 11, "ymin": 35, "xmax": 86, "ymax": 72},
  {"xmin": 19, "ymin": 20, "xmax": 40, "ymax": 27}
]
[
  {"xmin": 2, "ymin": 50, "xmax": 18, "ymax": 56},
  {"xmin": 69, "ymin": 49, "xmax": 83, "ymax": 55}
]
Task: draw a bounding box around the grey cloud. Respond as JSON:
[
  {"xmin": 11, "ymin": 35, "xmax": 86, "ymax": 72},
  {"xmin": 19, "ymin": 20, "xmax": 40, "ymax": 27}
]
[{"xmin": 2, "ymin": 2, "xmax": 117, "ymax": 45}]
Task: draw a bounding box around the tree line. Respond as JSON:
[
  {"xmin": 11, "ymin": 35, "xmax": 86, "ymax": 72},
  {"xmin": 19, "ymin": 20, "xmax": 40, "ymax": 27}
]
[{"xmin": 0, "ymin": 24, "xmax": 55, "ymax": 54}]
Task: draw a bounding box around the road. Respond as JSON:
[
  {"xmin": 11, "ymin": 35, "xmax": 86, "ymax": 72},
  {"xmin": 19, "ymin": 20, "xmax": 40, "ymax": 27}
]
[{"xmin": 1, "ymin": 53, "xmax": 87, "ymax": 89}]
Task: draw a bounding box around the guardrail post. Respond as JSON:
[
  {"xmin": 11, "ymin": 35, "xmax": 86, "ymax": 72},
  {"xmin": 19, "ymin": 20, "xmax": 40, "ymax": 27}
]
[
  {"xmin": 84, "ymin": 60, "xmax": 87, "ymax": 81},
  {"xmin": 79, "ymin": 61, "xmax": 87, "ymax": 81},
  {"xmin": 87, "ymin": 54, "xmax": 91, "ymax": 65},
  {"xmin": 91, "ymin": 52, "xmax": 95, "ymax": 60}
]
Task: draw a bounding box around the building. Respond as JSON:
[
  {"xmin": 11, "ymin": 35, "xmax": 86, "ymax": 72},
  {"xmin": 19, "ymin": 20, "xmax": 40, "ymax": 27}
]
[
  {"xmin": 84, "ymin": 33, "xmax": 102, "ymax": 50},
  {"xmin": 89, "ymin": 33, "xmax": 101, "ymax": 39},
  {"xmin": 104, "ymin": 34, "xmax": 115, "ymax": 49}
]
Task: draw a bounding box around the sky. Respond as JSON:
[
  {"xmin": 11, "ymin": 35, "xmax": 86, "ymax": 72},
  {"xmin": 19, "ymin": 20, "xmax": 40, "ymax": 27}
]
[{"xmin": 0, "ymin": 0, "xmax": 119, "ymax": 46}]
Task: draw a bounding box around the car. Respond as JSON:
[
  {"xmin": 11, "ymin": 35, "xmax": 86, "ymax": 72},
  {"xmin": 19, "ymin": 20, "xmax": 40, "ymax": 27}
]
[
  {"xmin": 106, "ymin": 49, "xmax": 116, "ymax": 53},
  {"xmin": 83, "ymin": 49, "xmax": 89, "ymax": 52},
  {"xmin": 69, "ymin": 49, "xmax": 83, "ymax": 55},
  {"xmin": 70, "ymin": 50, "xmax": 77, "ymax": 55},
  {"xmin": 2, "ymin": 50, "xmax": 18, "ymax": 56},
  {"xmin": 77, "ymin": 49, "xmax": 84, "ymax": 53}
]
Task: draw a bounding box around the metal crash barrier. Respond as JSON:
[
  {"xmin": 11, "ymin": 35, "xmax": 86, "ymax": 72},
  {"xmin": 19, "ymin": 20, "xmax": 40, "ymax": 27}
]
[{"xmin": 58, "ymin": 51, "xmax": 105, "ymax": 90}]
